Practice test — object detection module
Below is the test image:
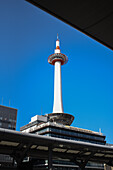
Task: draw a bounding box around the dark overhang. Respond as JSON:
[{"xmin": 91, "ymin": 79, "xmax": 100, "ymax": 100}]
[
  {"xmin": 26, "ymin": 0, "xmax": 113, "ymax": 50},
  {"xmin": 0, "ymin": 128, "xmax": 113, "ymax": 166}
]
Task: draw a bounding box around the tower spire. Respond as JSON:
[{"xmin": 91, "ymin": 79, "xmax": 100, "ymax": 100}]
[
  {"xmin": 57, "ymin": 33, "xmax": 59, "ymax": 40},
  {"xmin": 55, "ymin": 34, "xmax": 60, "ymax": 53}
]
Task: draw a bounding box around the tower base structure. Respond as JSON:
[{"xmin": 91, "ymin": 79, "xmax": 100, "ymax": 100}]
[{"xmin": 46, "ymin": 113, "xmax": 74, "ymax": 126}]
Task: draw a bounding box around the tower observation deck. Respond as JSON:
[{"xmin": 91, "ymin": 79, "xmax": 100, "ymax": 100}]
[{"xmin": 47, "ymin": 35, "xmax": 74, "ymax": 126}]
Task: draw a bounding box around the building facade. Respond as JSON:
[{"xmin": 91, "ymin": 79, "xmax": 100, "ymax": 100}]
[
  {"xmin": 21, "ymin": 119, "xmax": 106, "ymax": 145},
  {"xmin": 0, "ymin": 105, "xmax": 17, "ymax": 168},
  {"xmin": 21, "ymin": 115, "xmax": 106, "ymax": 170},
  {"xmin": 0, "ymin": 105, "xmax": 17, "ymax": 130}
]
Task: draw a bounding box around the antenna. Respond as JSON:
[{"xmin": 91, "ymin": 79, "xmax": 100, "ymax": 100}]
[{"xmin": 57, "ymin": 33, "xmax": 59, "ymax": 40}]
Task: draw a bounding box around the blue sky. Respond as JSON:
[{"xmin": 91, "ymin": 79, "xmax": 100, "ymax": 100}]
[{"xmin": 0, "ymin": 0, "xmax": 113, "ymax": 143}]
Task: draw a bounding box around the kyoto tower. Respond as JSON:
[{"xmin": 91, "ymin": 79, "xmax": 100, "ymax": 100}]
[{"xmin": 47, "ymin": 35, "xmax": 74, "ymax": 126}]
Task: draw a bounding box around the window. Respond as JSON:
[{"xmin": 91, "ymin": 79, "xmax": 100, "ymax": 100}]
[{"xmin": 8, "ymin": 124, "xmax": 11, "ymax": 129}]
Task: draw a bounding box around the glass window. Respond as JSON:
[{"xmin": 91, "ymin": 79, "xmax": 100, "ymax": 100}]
[{"xmin": 8, "ymin": 124, "xmax": 11, "ymax": 128}]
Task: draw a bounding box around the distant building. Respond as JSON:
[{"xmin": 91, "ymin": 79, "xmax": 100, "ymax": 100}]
[
  {"xmin": 20, "ymin": 115, "xmax": 47, "ymax": 133},
  {"xmin": 21, "ymin": 115, "xmax": 106, "ymax": 170},
  {"xmin": 0, "ymin": 105, "xmax": 17, "ymax": 130},
  {"xmin": 0, "ymin": 105, "xmax": 17, "ymax": 168},
  {"xmin": 21, "ymin": 116, "xmax": 106, "ymax": 145}
]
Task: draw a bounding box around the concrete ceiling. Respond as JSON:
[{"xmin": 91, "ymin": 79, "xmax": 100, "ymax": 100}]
[{"xmin": 26, "ymin": 0, "xmax": 113, "ymax": 50}]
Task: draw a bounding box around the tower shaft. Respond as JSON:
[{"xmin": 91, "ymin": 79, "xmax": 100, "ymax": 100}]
[
  {"xmin": 53, "ymin": 61, "xmax": 63, "ymax": 113},
  {"xmin": 47, "ymin": 35, "xmax": 74, "ymax": 125}
]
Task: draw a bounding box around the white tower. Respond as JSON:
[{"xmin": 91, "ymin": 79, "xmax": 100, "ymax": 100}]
[
  {"xmin": 48, "ymin": 34, "xmax": 68, "ymax": 113},
  {"xmin": 48, "ymin": 35, "xmax": 74, "ymax": 126}
]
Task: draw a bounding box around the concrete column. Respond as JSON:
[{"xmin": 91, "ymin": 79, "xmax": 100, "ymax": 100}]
[
  {"xmin": 53, "ymin": 61, "xmax": 63, "ymax": 113},
  {"xmin": 48, "ymin": 147, "xmax": 53, "ymax": 170}
]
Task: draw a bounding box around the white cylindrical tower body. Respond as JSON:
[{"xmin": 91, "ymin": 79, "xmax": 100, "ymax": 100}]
[
  {"xmin": 48, "ymin": 34, "xmax": 68, "ymax": 113},
  {"xmin": 47, "ymin": 35, "xmax": 74, "ymax": 126},
  {"xmin": 53, "ymin": 61, "xmax": 63, "ymax": 113}
]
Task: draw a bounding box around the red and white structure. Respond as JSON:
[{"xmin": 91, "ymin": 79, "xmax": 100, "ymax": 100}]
[
  {"xmin": 48, "ymin": 34, "xmax": 68, "ymax": 113},
  {"xmin": 48, "ymin": 35, "xmax": 74, "ymax": 125}
]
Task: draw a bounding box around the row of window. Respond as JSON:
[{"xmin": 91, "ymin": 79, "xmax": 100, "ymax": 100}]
[
  {"xmin": 0, "ymin": 122, "xmax": 15, "ymax": 129},
  {"xmin": 43, "ymin": 133, "xmax": 104, "ymax": 145},
  {"xmin": 0, "ymin": 117, "xmax": 16, "ymax": 122},
  {"xmin": 37, "ymin": 127, "xmax": 105, "ymax": 141},
  {"xmin": 53, "ymin": 160, "xmax": 104, "ymax": 167}
]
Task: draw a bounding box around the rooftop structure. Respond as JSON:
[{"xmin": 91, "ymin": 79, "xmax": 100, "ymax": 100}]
[
  {"xmin": 21, "ymin": 121, "xmax": 106, "ymax": 145},
  {"xmin": 20, "ymin": 115, "xmax": 47, "ymax": 132},
  {"xmin": 21, "ymin": 121, "xmax": 103, "ymax": 136}
]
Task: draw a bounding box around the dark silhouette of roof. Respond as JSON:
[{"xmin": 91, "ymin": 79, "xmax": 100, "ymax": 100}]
[
  {"xmin": 26, "ymin": 0, "xmax": 113, "ymax": 50},
  {"xmin": 0, "ymin": 128, "xmax": 113, "ymax": 166}
]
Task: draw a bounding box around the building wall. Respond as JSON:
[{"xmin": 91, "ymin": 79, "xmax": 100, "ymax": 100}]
[
  {"xmin": 0, "ymin": 105, "xmax": 17, "ymax": 167},
  {"xmin": 36, "ymin": 123, "xmax": 106, "ymax": 145},
  {"xmin": 20, "ymin": 119, "xmax": 106, "ymax": 170},
  {"xmin": 0, "ymin": 105, "xmax": 17, "ymax": 130}
]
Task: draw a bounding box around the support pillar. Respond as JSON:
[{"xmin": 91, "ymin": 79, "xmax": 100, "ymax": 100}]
[
  {"xmin": 73, "ymin": 159, "xmax": 86, "ymax": 170},
  {"xmin": 48, "ymin": 146, "xmax": 53, "ymax": 170},
  {"xmin": 78, "ymin": 166, "xmax": 85, "ymax": 170}
]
